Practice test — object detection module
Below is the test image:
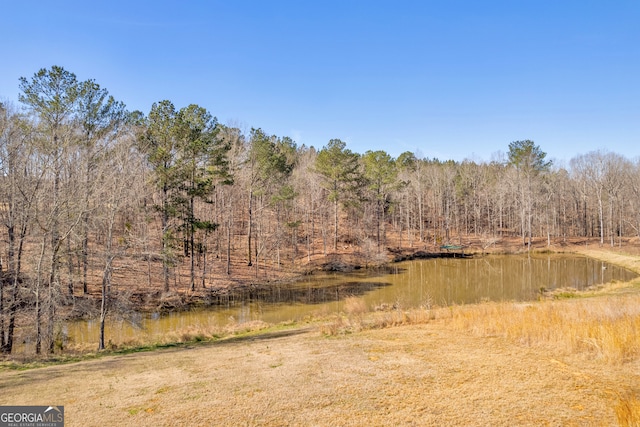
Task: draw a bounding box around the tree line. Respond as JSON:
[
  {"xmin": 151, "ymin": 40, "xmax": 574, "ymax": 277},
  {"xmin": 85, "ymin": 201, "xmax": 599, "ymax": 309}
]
[{"xmin": 1, "ymin": 66, "xmax": 639, "ymax": 354}]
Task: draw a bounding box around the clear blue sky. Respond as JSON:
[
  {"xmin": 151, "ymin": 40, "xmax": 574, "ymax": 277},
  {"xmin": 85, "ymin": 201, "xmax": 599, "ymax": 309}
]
[{"xmin": 1, "ymin": 0, "xmax": 638, "ymax": 164}]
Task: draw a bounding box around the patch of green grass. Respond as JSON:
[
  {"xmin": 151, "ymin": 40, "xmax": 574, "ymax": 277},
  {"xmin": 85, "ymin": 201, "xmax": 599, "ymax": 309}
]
[
  {"xmin": 0, "ymin": 353, "xmax": 103, "ymax": 371},
  {"xmin": 0, "ymin": 320, "xmax": 311, "ymax": 372},
  {"xmin": 532, "ymin": 249, "xmax": 555, "ymax": 254},
  {"xmin": 553, "ymin": 291, "xmax": 578, "ymax": 299}
]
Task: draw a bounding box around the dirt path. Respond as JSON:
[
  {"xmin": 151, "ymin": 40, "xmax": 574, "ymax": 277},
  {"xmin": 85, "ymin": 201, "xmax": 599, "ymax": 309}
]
[{"xmin": 1, "ymin": 321, "xmax": 635, "ymax": 426}]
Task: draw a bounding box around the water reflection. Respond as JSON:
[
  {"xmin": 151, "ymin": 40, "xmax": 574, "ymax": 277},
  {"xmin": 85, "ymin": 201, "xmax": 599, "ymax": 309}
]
[
  {"xmin": 207, "ymin": 280, "xmax": 393, "ymax": 306},
  {"xmin": 65, "ymin": 253, "xmax": 637, "ymax": 348}
]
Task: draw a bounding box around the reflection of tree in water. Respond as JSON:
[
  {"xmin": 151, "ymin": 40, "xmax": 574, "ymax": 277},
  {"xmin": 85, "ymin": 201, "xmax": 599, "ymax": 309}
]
[{"xmin": 208, "ymin": 281, "xmax": 392, "ymax": 306}]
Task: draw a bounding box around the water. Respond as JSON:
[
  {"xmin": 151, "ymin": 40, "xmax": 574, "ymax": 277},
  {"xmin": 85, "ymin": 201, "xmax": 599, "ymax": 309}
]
[{"xmin": 65, "ymin": 253, "xmax": 637, "ymax": 349}]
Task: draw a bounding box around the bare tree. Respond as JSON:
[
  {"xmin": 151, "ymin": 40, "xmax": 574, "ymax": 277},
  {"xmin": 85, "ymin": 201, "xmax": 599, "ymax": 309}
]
[
  {"xmin": 0, "ymin": 103, "xmax": 44, "ymax": 353},
  {"xmin": 291, "ymin": 145, "xmax": 323, "ymax": 262},
  {"xmin": 217, "ymin": 125, "xmax": 245, "ymax": 275},
  {"xmin": 601, "ymin": 153, "xmax": 629, "ymax": 247},
  {"xmin": 571, "ymin": 151, "xmax": 610, "ymax": 246},
  {"xmin": 75, "ymin": 79, "xmax": 127, "ymax": 294},
  {"xmin": 627, "ymin": 159, "xmax": 640, "ymax": 238},
  {"xmin": 93, "ymin": 131, "xmax": 144, "ymax": 350},
  {"xmin": 19, "ymin": 66, "xmax": 84, "ymax": 353}
]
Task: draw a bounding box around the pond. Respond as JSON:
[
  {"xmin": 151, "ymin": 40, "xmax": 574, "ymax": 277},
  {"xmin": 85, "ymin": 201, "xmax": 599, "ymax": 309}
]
[{"xmin": 65, "ymin": 253, "xmax": 637, "ymax": 349}]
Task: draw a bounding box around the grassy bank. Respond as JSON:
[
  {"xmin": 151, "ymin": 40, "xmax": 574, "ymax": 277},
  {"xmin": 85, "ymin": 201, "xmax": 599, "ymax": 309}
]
[
  {"xmin": 323, "ymin": 249, "xmax": 640, "ymax": 363},
  {"xmin": 323, "ymin": 292, "xmax": 640, "ymax": 364},
  {"xmin": 2, "ymin": 297, "xmax": 638, "ymax": 425},
  {"xmin": 315, "ymin": 248, "xmax": 640, "ymax": 425},
  {"xmin": 315, "ymin": 295, "xmax": 640, "ymax": 424},
  {"xmin": 1, "ymin": 248, "xmax": 639, "ymax": 425}
]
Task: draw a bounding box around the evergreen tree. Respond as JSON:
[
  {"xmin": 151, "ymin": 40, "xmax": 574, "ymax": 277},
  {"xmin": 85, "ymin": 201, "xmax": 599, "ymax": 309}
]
[{"xmin": 315, "ymin": 139, "xmax": 362, "ymax": 251}]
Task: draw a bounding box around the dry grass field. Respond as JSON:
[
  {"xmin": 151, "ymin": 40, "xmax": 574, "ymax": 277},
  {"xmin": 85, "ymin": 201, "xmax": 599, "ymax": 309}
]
[{"xmin": 1, "ymin": 248, "xmax": 639, "ymax": 426}]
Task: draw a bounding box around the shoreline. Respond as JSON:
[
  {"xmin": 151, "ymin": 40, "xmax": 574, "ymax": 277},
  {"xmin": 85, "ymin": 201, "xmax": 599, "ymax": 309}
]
[
  {"xmin": 62, "ymin": 240, "xmax": 640, "ymax": 318},
  {"xmin": 1, "ymin": 245, "xmax": 638, "ymax": 365},
  {"xmin": 1, "ymin": 250, "xmax": 638, "ymax": 425}
]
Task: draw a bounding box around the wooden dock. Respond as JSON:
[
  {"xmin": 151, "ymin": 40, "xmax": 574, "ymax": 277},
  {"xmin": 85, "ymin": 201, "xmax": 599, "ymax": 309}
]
[{"xmin": 440, "ymin": 244, "xmax": 467, "ymax": 257}]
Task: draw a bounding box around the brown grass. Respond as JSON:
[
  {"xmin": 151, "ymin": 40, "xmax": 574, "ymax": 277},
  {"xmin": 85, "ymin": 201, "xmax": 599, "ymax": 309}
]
[
  {"xmin": 446, "ymin": 295, "xmax": 640, "ymax": 364},
  {"xmin": 2, "ymin": 316, "xmax": 637, "ymax": 426},
  {"xmin": 313, "ymin": 249, "xmax": 640, "ymax": 424},
  {"xmin": 1, "ymin": 247, "xmax": 640, "ymax": 426},
  {"xmin": 616, "ymin": 393, "xmax": 640, "ymax": 427},
  {"xmin": 61, "ymin": 319, "xmax": 274, "ymax": 354},
  {"xmin": 324, "ymin": 292, "xmax": 640, "ymax": 365}
]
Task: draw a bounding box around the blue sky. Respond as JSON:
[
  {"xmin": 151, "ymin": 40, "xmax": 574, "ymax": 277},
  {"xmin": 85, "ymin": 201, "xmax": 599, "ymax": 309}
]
[{"xmin": 1, "ymin": 1, "xmax": 638, "ymax": 164}]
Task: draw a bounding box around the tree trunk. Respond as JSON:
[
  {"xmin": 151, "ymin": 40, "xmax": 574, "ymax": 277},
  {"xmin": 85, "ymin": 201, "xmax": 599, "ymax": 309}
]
[
  {"xmin": 162, "ymin": 182, "xmax": 170, "ymax": 293},
  {"xmin": 247, "ymin": 188, "xmax": 253, "ymax": 266},
  {"xmin": 4, "ymin": 273, "xmax": 20, "ymax": 354},
  {"xmin": 333, "ymin": 199, "xmax": 338, "ymax": 251},
  {"xmin": 376, "ymin": 197, "xmax": 381, "ymax": 253},
  {"xmin": 47, "ymin": 254, "xmax": 57, "ymax": 354},
  {"xmin": 82, "ymin": 220, "xmax": 89, "ymax": 294},
  {"xmin": 66, "ymin": 238, "xmax": 74, "ymax": 296},
  {"xmin": 598, "ymin": 196, "xmax": 604, "ymax": 246},
  {"xmin": 226, "ymin": 214, "xmax": 231, "ymax": 275},
  {"xmin": 4, "ymin": 223, "xmax": 26, "ymax": 354},
  {"xmin": 190, "ymin": 194, "xmax": 196, "ymax": 292},
  {"xmin": 82, "ymin": 157, "xmax": 91, "ymax": 295},
  {"xmin": 35, "ymin": 288, "xmax": 42, "ymax": 355},
  {"xmin": 98, "ymin": 259, "xmax": 112, "ymax": 351},
  {"xmin": 202, "ymin": 247, "xmax": 207, "ymax": 288}
]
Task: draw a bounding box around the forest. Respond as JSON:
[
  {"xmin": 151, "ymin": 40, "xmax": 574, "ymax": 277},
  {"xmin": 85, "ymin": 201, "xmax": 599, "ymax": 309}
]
[{"xmin": 1, "ymin": 66, "xmax": 640, "ymax": 355}]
